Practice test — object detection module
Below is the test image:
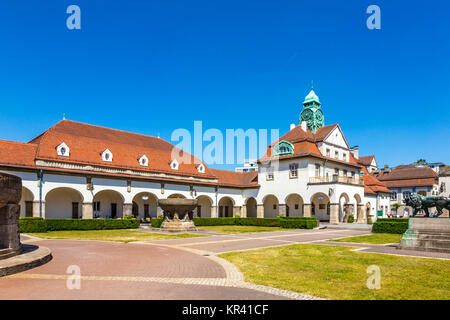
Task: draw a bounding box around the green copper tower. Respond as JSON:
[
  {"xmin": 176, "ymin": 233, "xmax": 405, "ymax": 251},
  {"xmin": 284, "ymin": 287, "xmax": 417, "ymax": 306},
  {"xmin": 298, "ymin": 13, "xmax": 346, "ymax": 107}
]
[{"xmin": 299, "ymin": 83, "xmax": 324, "ymax": 133}]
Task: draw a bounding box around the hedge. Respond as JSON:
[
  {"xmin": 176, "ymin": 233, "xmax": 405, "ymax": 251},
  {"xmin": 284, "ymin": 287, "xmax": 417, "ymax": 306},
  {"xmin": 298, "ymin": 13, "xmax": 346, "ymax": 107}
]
[
  {"xmin": 376, "ymin": 218, "xmax": 409, "ymax": 223},
  {"xmin": 19, "ymin": 217, "xmax": 47, "ymax": 233},
  {"xmin": 372, "ymin": 220, "xmax": 409, "ymax": 234},
  {"xmin": 235, "ymin": 217, "xmax": 280, "ymax": 227},
  {"xmin": 19, "ymin": 217, "xmax": 140, "ymax": 232},
  {"xmin": 279, "ymin": 217, "xmax": 319, "ymax": 229},
  {"xmin": 193, "ymin": 217, "xmax": 236, "ymax": 226},
  {"xmin": 151, "ymin": 217, "xmax": 163, "ymax": 228}
]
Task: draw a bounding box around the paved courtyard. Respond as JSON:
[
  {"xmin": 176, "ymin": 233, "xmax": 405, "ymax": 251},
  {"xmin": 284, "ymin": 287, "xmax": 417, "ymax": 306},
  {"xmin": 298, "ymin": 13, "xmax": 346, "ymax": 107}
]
[{"xmin": 1, "ymin": 228, "xmax": 448, "ymax": 300}]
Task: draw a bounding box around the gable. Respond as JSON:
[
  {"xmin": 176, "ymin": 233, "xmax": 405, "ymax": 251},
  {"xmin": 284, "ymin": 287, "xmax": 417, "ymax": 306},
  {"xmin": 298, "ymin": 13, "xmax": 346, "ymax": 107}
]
[{"xmin": 323, "ymin": 126, "xmax": 349, "ymax": 149}]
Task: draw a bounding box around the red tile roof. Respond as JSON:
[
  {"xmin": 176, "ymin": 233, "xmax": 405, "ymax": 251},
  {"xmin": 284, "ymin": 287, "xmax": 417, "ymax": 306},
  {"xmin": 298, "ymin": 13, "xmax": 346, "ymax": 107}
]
[
  {"xmin": 361, "ymin": 166, "xmax": 392, "ymax": 195},
  {"xmin": 357, "ymin": 155, "xmax": 375, "ymax": 166},
  {"xmin": 372, "ymin": 167, "xmax": 437, "ymax": 188},
  {"xmin": 209, "ymin": 169, "xmax": 258, "ymax": 188},
  {"xmin": 261, "ymin": 124, "xmax": 361, "ymax": 169},
  {"xmin": 0, "ymin": 120, "xmax": 260, "ymax": 188}
]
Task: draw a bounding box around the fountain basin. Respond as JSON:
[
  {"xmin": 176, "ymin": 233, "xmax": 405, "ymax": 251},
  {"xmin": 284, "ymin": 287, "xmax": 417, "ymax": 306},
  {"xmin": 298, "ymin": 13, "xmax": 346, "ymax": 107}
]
[{"xmin": 157, "ymin": 198, "xmax": 198, "ymax": 232}]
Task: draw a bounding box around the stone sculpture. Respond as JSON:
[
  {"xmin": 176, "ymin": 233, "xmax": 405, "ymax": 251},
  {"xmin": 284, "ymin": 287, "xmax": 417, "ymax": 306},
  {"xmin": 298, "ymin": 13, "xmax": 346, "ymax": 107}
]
[{"xmin": 403, "ymin": 193, "xmax": 450, "ymax": 217}]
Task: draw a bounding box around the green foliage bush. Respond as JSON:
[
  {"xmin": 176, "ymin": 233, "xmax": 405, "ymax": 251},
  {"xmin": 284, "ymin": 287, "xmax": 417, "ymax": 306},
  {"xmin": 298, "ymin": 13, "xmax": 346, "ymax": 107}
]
[
  {"xmin": 45, "ymin": 219, "xmax": 140, "ymax": 231},
  {"xmin": 376, "ymin": 218, "xmax": 409, "ymax": 223},
  {"xmin": 235, "ymin": 217, "xmax": 280, "ymax": 227},
  {"xmin": 19, "ymin": 217, "xmax": 47, "ymax": 233},
  {"xmin": 193, "ymin": 217, "xmax": 236, "ymax": 226},
  {"xmin": 123, "ymin": 214, "xmax": 135, "ymax": 219},
  {"xmin": 19, "ymin": 217, "xmax": 140, "ymax": 232},
  {"xmin": 348, "ymin": 214, "xmax": 354, "ymax": 223},
  {"xmin": 279, "ymin": 217, "xmax": 319, "ymax": 229},
  {"xmin": 151, "ymin": 217, "xmax": 163, "ymax": 228},
  {"xmin": 372, "ymin": 219, "xmax": 409, "ymax": 234}
]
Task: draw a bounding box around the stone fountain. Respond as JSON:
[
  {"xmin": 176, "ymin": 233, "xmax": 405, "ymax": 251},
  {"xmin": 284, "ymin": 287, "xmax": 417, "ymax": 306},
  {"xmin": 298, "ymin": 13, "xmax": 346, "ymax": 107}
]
[
  {"xmin": 0, "ymin": 172, "xmax": 23, "ymax": 259},
  {"xmin": 158, "ymin": 198, "xmax": 198, "ymax": 232},
  {"xmin": 0, "ymin": 172, "xmax": 52, "ymax": 277}
]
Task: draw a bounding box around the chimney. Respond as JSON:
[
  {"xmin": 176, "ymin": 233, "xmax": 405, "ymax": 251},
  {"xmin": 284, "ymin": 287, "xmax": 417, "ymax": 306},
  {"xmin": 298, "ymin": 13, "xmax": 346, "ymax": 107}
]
[
  {"xmin": 300, "ymin": 121, "xmax": 307, "ymax": 132},
  {"xmin": 290, "ymin": 123, "xmax": 295, "ymax": 130},
  {"xmin": 350, "ymin": 146, "xmax": 359, "ymax": 159}
]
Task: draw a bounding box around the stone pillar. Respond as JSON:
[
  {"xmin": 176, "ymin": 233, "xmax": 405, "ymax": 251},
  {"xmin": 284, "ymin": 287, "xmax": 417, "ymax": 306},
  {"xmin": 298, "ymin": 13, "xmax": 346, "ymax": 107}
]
[
  {"xmin": 241, "ymin": 205, "xmax": 247, "ymax": 218},
  {"xmin": 0, "ymin": 204, "xmax": 22, "ymax": 254},
  {"xmin": 257, "ymin": 204, "xmax": 264, "ymax": 218},
  {"xmin": 123, "ymin": 203, "xmax": 133, "ymax": 218},
  {"xmin": 329, "ymin": 203, "xmax": 340, "ymax": 224},
  {"xmin": 303, "ymin": 204, "xmax": 312, "ymax": 217},
  {"xmin": 211, "ymin": 206, "xmax": 218, "ymax": 218},
  {"xmin": 356, "ymin": 204, "xmax": 366, "ymax": 223},
  {"xmin": 233, "ymin": 206, "xmax": 241, "ymax": 217},
  {"xmin": 32, "ymin": 200, "xmax": 44, "ymax": 218},
  {"xmin": 82, "ymin": 202, "xmax": 93, "ymax": 219},
  {"xmin": 156, "ymin": 207, "xmax": 164, "ymax": 217},
  {"xmin": 278, "ymin": 204, "xmax": 287, "ymax": 217}
]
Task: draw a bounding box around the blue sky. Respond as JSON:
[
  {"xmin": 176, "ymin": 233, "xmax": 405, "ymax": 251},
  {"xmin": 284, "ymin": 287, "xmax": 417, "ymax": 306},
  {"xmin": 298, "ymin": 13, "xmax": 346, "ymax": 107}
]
[{"xmin": 0, "ymin": 0, "xmax": 449, "ymax": 170}]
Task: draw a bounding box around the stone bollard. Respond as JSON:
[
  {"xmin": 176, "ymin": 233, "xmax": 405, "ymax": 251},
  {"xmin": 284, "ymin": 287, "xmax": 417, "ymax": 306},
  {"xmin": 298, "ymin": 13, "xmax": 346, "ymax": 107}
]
[{"xmin": 0, "ymin": 173, "xmax": 23, "ymax": 259}]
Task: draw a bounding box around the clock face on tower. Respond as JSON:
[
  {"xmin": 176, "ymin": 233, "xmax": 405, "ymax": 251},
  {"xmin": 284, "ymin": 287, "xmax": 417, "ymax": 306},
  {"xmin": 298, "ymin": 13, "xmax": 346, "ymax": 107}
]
[{"xmin": 300, "ymin": 107, "xmax": 324, "ymax": 133}]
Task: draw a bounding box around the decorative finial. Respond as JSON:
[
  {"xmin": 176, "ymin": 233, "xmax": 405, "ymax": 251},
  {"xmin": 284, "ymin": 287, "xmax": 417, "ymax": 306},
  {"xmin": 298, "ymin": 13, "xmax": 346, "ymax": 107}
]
[
  {"xmin": 311, "ymin": 80, "xmax": 314, "ymax": 90},
  {"xmin": 63, "ymin": 113, "xmax": 66, "ymax": 120}
]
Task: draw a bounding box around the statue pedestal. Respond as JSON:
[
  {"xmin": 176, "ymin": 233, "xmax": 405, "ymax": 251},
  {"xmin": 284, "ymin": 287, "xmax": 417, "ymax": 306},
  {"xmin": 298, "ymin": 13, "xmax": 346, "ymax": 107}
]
[
  {"xmin": 400, "ymin": 218, "xmax": 450, "ymax": 253},
  {"xmin": 0, "ymin": 204, "xmax": 22, "ymax": 260}
]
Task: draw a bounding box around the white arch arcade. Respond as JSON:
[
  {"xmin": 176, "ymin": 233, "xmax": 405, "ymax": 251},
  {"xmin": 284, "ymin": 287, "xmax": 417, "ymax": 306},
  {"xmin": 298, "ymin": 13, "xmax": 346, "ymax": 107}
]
[
  {"xmin": 93, "ymin": 190, "xmax": 125, "ymax": 219},
  {"xmin": 45, "ymin": 187, "xmax": 84, "ymax": 219}
]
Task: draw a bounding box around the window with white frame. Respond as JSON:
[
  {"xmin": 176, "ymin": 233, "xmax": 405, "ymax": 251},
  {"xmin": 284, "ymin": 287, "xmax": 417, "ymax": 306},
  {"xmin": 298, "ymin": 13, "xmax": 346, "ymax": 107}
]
[
  {"xmin": 139, "ymin": 155, "xmax": 148, "ymax": 167},
  {"xmin": 266, "ymin": 168, "xmax": 274, "ymax": 181},
  {"xmin": 101, "ymin": 149, "xmax": 113, "ymax": 162},
  {"xmin": 170, "ymin": 159, "xmax": 179, "ymax": 170},
  {"xmin": 289, "ymin": 163, "xmax": 298, "ymax": 178},
  {"xmin": 343, "ymin": 153, "xmax": 347, "ymax": 161},
  {"xmin": 315, "ymin": 164, "xmax": 321, "ymax": 176},
  {"xmin": 56, "ymin": 142, "xmax": 70, "ymax": 157},
  {"xmin": 335, "ymin": 151, "xmax": 339, "ymax": 159},
  {"xmin": 326, "ymin": 148, "xmax": 330, "ymax": 157}
]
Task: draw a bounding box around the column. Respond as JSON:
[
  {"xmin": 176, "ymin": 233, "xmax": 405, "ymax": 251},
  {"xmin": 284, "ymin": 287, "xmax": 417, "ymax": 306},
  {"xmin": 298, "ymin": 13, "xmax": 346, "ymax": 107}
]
[
  {"xmin": 278, "ymin": 204, "xmax": 287, "ymax": 217},
  {"xmin": 257, "ymin": 204, "xmax": 264, "ymax": 218},
  {"xmin": 123, "ymin": 203, "xmax": 133, "ymax": 218},
  {"xmin": 356, "ymin": 204, "xmax": 365, "ymax": 223},
  {"xmin": 241, "ymin": 205, "xmax": 247, "ymax": 218},
  {"xmin": 233, "ymin": 206, "xmax": 241, "ymax": 217},
  {"xmin": 329, "ymin": 203, "xmax": 340, "ymax": 224},
  {"xmin": 211, "ymin": 206, "xmax": 218, "ymax": 218},
  {"xmin": 32, "ymin": 200, "xmax": 44, "ymax": 218},
  {"xmin": 156, "ymin": 207, "xmax": 164, "ymax": 217},
  {"xmin": 303, "ymin": 204, "xmax": 312, "ymax": 217},
  {"xmin": 82, "ymin": 202, "xmax": 93, "ymax": 219}
]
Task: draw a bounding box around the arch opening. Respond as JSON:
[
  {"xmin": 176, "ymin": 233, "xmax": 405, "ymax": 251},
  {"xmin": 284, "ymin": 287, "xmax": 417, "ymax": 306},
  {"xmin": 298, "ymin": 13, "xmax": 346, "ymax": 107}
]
[
  {"xmin": 45, "ymin": 187, "xmax": 83, "ymax": 219},
  {"xmin": 93, "ymin": 190, "xmax": 124, "ymax": 219}
]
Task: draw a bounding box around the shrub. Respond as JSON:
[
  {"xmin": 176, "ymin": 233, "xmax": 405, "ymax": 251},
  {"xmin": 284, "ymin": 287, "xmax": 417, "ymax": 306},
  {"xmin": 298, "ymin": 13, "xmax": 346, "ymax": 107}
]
[
  {"xmin": 372, "ymin": 220, "xmax": 409, "ymax": 234},
  {"xmin": 235, "ymin": 217, "xmax": 280, "ymax": 227},
  {"xmin": 123, "ymin": 214, "xmax": 135, "ymax": 219},
  {"xmin": 348, "ymin": 214, "xmax": 354, "ymax": 223},
  {"xmin": 151, "ymin": 217, "xmax": 163, "ymax": 228},
  {"xmin": 367, "ymin": 217, "xmax": 373, "ymax": 224},
  {"xmin": 45, "ymin": 218, "xmax": 140, "ymax": 231},
  {"xmin": 279, "ymin": 217, "xmax": 318, "ymax": 229},
  {"xmin": 19, "ymin": 217, "xmax": 47, "ymax": 233},
  {"xmin": 193, "ymin": 217, "xmax": 236, "ymax": 226}
]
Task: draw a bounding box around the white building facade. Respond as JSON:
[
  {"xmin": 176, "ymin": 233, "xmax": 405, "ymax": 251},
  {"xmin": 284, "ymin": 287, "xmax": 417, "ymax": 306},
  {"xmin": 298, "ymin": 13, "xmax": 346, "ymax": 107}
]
[{"xmin": 0, "ymin": 88, "xmax": 392, "ymax": 224}]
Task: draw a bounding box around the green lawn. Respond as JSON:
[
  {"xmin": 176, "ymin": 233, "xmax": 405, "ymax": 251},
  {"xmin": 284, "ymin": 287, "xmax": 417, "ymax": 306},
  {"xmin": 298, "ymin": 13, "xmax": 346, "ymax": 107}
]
[
  {"xmin": 220, "ymin": 244, "xmax": 450, "ymax": 300},
  {"xmin": 329, "ymin": 233, "xmax": 403, "ymax": 245},
  {"xmin": 26, "ymin": 229, "xmax": 207, "ymax": 243},
  {"xmin": 198, "ymin": 225, "xmax": 284, "ymax": 234}
]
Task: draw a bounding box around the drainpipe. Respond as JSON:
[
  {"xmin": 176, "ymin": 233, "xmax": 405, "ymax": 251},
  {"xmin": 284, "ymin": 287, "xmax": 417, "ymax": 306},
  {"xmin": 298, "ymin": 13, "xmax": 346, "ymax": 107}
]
[
  {"xmin": 38, "ymin": 169, "xmax": 43, "ymax": 218},
  {"xmin": 215, "ymin": 185, "xmax": 218, "ymax": 217},
  {"xmin": 323, "ymin": 159, "xmax": 328, "ymax": 178}
]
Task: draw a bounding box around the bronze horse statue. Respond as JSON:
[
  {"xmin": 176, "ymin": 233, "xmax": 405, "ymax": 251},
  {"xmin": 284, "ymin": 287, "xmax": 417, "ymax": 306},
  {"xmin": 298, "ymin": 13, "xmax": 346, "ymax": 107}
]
[{"xmin": 403, "ymin": 193, "xmax": 450, "ymax": 217}]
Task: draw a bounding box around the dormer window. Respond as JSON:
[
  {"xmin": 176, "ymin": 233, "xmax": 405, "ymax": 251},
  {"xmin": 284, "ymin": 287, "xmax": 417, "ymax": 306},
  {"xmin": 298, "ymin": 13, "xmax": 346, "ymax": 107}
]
[
  {"xmin": 139, "ymin": 155, "xmax": 149, "ymax": 167},
  {"xmin": 102, "ymin": 149, "xmax": 113, "ymax": 162},
  {"xmin": 56, "ymin": 142, "xmax": 70, "ymax": 157},
  {"xmin": 170, "ymin": 159, "xmax": 179, "ymax": 170},
  {"xmin": 197, "ymin": 163, "xmax": 205, "ymax": 173},
  {"xmin": 273, "ymin": 140, "xmax": 294, "ymax": 157}
]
